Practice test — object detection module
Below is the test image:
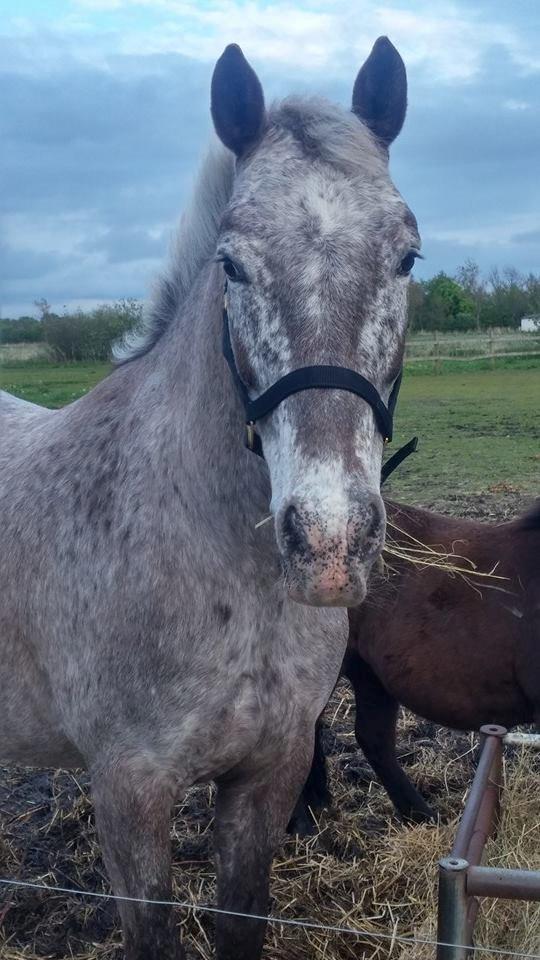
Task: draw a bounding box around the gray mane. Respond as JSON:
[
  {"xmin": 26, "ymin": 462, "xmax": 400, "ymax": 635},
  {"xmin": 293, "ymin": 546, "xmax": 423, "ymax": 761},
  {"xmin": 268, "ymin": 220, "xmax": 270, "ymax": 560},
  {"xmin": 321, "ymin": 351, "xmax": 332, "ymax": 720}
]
[
  {"xmin": 113, "ymin": 141, "xmax": 235, "ymax": 364},
  {"xmin": 114, "ymin": 96, "xmax": 385, "ymax": 365}
]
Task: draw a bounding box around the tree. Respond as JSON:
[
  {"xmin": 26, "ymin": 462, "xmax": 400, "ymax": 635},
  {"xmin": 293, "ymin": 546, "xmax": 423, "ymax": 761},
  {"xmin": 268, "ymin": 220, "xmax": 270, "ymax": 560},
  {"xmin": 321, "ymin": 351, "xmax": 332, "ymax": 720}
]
[
  {"xmin": 43, "ymin": 299, "xmax": 142, "ymax": 361},
  {"xmin": 407, "ymin": 278, "xmax": 425, "ymax": 330},
  {"xmin": 414, "ymin": 272, "xmax": 475, "ymax": 331},
  {"xmin": 455, "ymin": 259, "xmax": 486, "ymax": 330},
  {"xmin": 34, "ymin": 297, "xmax": 51, "ymax": 321},
  {"xmin": 483, "ymin": 267, "xmax": 529, "ymax": 329}
]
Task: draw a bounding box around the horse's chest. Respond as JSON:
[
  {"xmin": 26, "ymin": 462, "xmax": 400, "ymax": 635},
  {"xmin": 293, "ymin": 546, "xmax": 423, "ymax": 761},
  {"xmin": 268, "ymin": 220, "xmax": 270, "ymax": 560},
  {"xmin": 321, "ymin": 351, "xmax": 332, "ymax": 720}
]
[{"xmin": 174, "ymin": 667, "xmax": 298, "ymax": 784}]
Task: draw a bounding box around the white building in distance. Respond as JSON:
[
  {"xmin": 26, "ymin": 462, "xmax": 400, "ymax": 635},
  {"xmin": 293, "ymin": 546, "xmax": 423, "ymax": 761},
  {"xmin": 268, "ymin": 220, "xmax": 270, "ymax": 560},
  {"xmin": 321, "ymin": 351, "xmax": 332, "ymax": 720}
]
[{"xmin": 520, "ymin": 316, "xmax": 540, "ymax": 332}]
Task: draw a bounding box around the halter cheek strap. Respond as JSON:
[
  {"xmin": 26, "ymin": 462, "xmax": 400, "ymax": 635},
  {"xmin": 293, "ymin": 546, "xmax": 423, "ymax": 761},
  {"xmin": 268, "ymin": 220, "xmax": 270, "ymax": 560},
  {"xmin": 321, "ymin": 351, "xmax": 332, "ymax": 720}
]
[{"xmin": 222, "ymin": 294, "xmax": 417, "ymax": 483}]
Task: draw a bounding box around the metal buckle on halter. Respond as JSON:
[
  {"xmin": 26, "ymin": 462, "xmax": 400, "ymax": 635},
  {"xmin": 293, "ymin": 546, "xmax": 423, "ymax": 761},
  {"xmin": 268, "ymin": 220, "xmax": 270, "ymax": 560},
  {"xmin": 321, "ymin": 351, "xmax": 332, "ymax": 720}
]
[{"xmin": 246, "ymin": 421, "xmax": 256, "ymax": 450}]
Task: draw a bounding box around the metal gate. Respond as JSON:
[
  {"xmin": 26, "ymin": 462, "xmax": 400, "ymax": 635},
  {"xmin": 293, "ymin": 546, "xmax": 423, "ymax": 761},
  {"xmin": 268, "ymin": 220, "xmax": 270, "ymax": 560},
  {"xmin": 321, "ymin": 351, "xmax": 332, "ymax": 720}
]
[{"xmin": 437, "ymin": 725, "xmax": 540, "ymax": 959}]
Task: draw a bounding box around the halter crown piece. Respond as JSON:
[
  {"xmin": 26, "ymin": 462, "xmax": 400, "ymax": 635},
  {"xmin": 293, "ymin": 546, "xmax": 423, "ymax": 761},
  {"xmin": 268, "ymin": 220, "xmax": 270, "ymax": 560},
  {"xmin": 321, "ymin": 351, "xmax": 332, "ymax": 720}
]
[{"xmin": 222, "ymin": 285, "xmax": 417, "ymax": 485}]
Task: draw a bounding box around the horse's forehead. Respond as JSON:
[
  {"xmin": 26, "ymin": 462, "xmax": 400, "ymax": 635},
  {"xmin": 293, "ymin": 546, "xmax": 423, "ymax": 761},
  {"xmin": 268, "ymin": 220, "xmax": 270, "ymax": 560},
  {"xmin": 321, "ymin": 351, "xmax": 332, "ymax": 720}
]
[{"xmin": 232, "ymin": 151, "xmax": 403, "ymax": 246}]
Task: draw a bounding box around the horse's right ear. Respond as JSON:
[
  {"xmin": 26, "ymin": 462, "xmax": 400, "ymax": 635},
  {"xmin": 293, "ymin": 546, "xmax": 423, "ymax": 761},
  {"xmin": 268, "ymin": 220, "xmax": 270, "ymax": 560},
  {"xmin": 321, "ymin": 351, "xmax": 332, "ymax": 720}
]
[{"xmin": 211, "ymin": 45, "xmax": 266, "ymax": 157}]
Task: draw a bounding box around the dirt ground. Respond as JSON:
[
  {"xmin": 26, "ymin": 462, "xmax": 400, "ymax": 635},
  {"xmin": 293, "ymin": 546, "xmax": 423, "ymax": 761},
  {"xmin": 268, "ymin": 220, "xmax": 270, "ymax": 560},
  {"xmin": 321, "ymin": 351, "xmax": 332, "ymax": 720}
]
[{"xmin": 0, "ymin": 492, "xmax": 538, "ymax": 960}]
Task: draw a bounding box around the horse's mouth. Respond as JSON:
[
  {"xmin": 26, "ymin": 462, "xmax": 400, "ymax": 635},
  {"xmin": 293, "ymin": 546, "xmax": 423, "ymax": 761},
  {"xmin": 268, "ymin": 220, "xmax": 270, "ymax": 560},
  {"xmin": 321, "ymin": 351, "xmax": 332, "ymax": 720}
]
[{"xmin": 282, "ymin": 561, "xmax": 369, "ymax": 608}]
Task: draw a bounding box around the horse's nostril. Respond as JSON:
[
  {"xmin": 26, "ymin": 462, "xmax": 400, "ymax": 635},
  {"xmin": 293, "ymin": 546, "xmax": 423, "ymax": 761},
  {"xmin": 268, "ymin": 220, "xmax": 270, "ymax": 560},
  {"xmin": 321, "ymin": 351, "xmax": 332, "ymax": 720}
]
[
  {"xmin": 366, "ymin": 500, "xmax": 385, "ymax": 542},
  {"xmin": 347, "ymin": 495, "xmax": 385, "ymax": 560},
  {"xmin": 281, "ymin": 505, "xmax": 309, "ymax": 555}
]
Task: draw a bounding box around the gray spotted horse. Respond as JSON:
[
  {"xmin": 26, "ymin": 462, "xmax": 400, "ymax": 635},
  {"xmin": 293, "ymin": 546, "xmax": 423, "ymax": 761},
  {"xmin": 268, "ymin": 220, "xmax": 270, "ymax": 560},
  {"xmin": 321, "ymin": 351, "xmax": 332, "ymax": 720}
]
[{"xmin": 0, "ymin": 37, "xmax": 420, "ymax": 960}]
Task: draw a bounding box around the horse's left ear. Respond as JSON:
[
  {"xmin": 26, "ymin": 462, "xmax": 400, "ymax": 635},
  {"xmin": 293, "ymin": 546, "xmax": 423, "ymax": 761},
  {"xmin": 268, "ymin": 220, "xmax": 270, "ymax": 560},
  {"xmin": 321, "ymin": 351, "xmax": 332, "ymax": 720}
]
[
  {"xmin": 211, "ymin": 44, "xmax": 266, "ymax": 157},
  {"xmin": 352, "ymin": 36, "xmax": 407, "ymax": 147}
]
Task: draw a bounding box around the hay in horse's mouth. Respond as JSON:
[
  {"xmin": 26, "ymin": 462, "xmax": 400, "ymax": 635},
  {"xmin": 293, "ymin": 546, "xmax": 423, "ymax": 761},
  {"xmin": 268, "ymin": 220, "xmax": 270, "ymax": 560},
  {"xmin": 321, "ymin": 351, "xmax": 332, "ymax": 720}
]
[
  {"xmin": 382, "ymin": 518, "xmax": 509, "ymax": 592},
  {"xmin": 257, "ymin": 513, "xmax": 510, "ymax": 597}
]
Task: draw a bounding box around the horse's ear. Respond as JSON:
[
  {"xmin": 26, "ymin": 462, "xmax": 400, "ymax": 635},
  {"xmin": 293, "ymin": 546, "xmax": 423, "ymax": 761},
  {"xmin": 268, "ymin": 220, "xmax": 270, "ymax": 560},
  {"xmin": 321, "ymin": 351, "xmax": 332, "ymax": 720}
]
[
  {"xmin": 211, "ymin": 44, "xmax": 266, "ymax": 157},
  {"xmin": 352, "ymin": 36, "xmax": 407, "ymax": 147}
]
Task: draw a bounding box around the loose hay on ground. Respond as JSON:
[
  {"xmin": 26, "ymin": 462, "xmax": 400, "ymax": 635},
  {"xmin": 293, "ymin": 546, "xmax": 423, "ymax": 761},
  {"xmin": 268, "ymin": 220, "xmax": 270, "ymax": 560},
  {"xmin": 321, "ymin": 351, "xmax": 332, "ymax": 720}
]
[
  {"xmin": 1, "ymin": 495, "xmax": 539, "ymax": 960},
  {"xmin": 1, "ymin": 699, "xmax": 539, "ymax": 960}
]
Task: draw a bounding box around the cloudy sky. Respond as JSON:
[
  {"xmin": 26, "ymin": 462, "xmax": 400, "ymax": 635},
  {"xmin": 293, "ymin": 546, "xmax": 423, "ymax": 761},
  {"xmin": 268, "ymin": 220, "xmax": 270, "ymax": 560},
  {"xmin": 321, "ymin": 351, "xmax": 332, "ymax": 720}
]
[{"xmin": 1, "ymin": 0, "xmax": 539, "ymax": 317}]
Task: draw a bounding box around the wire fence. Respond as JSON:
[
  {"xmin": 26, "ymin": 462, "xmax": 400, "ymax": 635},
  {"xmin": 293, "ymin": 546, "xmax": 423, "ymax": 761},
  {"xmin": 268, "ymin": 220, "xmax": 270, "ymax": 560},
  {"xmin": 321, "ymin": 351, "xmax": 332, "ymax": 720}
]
[{"xmin": 1, "ymin": 875, "xmax": 540, "ymax": 960}]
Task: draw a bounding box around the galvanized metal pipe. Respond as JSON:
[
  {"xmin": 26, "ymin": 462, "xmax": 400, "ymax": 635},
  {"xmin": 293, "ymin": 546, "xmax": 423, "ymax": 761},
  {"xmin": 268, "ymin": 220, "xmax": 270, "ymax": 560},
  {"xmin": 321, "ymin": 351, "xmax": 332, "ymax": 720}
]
[
  {"xmin": 437, "ymin": 857, "xmax": 471, "ymax": 960},
  {"xmin": 467, "ymin": 866, "xmax": 540, "ymax": 902},
  {"xmin": 451, "ymin": 727, "xmax": 506, "ymax": 861},
  {"xmin": 504, "ymin": 733, "xmax": 540, "ymax": 749},
  {"xmin": 467, "ymin": 736, "xmax": 503, "ymax": 866}
]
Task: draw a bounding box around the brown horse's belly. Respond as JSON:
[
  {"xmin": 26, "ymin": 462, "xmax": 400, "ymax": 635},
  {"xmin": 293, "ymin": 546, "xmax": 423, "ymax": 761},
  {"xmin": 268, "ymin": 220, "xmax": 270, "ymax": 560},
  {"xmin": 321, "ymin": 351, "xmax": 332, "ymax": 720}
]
[
  {"xmin": 396, "ymin": 684, "xmax": 531, "ymax": 732},
  {"xmin": 362, "ymin": 606, "xmax": 532, "ymax": 732}
]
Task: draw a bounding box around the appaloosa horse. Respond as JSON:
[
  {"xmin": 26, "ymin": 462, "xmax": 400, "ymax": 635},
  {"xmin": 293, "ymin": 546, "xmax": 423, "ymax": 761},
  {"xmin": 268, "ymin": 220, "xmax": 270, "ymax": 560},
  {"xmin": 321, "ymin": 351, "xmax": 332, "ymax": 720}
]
[
  {"xmin": 0, "ymin": 39, "xmax": 420, "ymax": 959},
  {"xmin": 294, "ymin": 499, "xmax": 540, "ymax": 829}
]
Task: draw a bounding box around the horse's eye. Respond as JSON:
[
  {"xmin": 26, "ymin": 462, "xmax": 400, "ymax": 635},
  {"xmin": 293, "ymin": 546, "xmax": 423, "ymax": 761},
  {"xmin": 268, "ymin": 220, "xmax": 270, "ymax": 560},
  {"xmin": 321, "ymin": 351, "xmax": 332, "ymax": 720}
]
[
  {"xmin": 398, "ymin": 250, "xmax": 420, "ymax": 276},
  {"xmin": 222, "ymin": 258, "xmax": 243, "ymax": 282}
]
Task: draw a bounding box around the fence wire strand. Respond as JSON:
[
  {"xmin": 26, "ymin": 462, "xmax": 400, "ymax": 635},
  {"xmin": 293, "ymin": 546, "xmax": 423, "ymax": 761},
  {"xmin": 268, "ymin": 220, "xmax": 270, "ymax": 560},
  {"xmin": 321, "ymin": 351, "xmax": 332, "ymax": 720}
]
[{"xmin": 1, "ymin": 875, "xmax": 540, "ymax": 959}]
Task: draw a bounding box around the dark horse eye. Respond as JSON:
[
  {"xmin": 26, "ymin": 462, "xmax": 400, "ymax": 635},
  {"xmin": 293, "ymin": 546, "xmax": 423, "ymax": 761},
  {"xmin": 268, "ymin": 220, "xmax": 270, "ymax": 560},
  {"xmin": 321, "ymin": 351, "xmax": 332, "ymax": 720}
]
[
  {"xmin": 222, "ymin": 258, "xmax": 243, "ymax": 282},
  {"xmin": 399, "ymin": 250, "xmax": 419, "ymax": 276}
]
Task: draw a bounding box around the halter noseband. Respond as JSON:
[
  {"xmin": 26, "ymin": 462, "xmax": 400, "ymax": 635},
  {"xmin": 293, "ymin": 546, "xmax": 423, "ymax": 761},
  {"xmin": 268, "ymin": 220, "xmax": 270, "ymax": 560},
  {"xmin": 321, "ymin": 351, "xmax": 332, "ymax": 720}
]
[{"xmin": 222, "ymin": 289, "xmax": 417, "ymax": 483}]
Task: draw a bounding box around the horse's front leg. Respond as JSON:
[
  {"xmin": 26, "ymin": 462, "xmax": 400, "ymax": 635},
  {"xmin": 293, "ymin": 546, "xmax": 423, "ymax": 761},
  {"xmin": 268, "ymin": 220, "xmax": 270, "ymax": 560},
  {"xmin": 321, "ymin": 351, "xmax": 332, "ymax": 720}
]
[
  {"xmin": 213, "ymin": 738, "xmax": 313, "ymax": 960},
  {"xmin": 91, "ymin": 758, "xmax": 183, "ymax": 960},
  {"xmin": 287, "ymin": 717, "xmax": 331, "ymax": 835}
]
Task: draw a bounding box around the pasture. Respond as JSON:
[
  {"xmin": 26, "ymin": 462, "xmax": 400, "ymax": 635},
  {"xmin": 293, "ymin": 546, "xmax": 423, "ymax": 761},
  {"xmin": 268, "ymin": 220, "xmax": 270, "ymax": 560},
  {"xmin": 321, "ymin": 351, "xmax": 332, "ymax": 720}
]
[
  {"xmin": 0, "ymin": 356, "xmax": 539, "ymax": 959},
  {"xmin": 2, "ymin": 357, "xmax": 538, "ymax": 502}
]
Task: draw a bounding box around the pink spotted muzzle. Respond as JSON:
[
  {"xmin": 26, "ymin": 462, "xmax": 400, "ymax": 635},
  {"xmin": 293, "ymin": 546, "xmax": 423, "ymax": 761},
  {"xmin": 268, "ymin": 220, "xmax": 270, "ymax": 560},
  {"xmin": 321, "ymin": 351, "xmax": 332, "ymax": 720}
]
[{"xmin": 276, "ymin": 492, "xmax": 386, "ymax": 606}]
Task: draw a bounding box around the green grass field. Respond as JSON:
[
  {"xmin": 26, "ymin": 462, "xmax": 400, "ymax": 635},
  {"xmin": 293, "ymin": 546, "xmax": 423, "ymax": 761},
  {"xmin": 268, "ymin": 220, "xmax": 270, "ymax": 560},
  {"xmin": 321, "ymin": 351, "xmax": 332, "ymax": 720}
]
[
  {"xmin": 1, "ymin": 358, "xmax": 539, "ymax": 502},
  {"xmin": 0, "ymin": 354, "xmax": 539, "ymax": 960},
  {"xmin": 388, "ymin": 365, "xmax": 539, "ymax": 502},
  {"xmin": 0, "ymin": 361, "xmax": 110, "ymax": 408}
]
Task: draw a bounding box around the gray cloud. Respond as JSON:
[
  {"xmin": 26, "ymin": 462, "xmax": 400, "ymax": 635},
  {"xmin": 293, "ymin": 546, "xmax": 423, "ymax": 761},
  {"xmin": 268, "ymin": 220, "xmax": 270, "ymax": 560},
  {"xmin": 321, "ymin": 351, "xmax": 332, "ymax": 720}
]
[
  {"xmin": 514, "ymin": 230, "xmax": 540, "ymax": 246},
  {"xmin": 1, "ymin": 18, "xmax": 539, "ymax": 316}
]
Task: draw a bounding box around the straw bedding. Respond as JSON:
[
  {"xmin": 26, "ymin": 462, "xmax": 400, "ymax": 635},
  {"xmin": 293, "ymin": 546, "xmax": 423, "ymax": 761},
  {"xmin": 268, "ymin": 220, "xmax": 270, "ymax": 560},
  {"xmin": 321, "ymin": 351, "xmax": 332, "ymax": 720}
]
[{"xmin": 1, "ymin": 493, "xmax": 538, "ymax": 960}]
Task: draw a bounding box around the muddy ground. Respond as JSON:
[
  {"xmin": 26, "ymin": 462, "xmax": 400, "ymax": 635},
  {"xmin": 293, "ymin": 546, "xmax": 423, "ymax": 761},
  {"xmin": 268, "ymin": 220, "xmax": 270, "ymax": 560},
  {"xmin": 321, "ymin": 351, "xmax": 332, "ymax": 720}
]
[{"xmin": 0, "ymin": 492, "xmax": 537, "ymax": 960}]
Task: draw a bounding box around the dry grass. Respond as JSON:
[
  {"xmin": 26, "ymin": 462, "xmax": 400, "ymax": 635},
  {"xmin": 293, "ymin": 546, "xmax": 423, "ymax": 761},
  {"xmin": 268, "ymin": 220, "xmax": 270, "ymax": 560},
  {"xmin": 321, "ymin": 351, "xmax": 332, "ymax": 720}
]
[
  {"xmin": 0, "ymin": 343, "xmax": 50, "ymax": 363},
  {"xmin": 382, "ymin": 515, "xmax": 509, "ymax": 593},
  {"xmin": 1, "ymin": 496, "xmax": 538, "ymax": 960},
  {"xmin": 1, "ymin": 696, "xmax": 539, "ymax": 960}
]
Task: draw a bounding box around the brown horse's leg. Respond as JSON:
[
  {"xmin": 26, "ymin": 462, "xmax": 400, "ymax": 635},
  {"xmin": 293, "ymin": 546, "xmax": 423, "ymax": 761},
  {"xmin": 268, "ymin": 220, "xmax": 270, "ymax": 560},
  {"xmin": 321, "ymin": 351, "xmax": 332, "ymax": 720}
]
[
  {"xmin": 91, "ymin": 760, "xmax": 182, "ymax": 960},
  {"xmin": 344, "ymin": 650, "xmax": 435, "ymax": 823},
  {"xmin": 214, "ymin": 744, "xmax": 312, "ymax": 960},
  {"xmin": 287, "ymin": 717, "xmax": 331, "ymax": 835}
]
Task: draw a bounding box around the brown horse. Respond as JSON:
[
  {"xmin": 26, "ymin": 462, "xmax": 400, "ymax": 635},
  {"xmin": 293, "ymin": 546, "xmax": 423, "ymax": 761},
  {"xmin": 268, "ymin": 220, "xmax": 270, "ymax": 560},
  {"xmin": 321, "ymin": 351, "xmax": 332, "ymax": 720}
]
[{"xmin": 292, "ymin": 498, "xmax": 540, "ymax": 830}]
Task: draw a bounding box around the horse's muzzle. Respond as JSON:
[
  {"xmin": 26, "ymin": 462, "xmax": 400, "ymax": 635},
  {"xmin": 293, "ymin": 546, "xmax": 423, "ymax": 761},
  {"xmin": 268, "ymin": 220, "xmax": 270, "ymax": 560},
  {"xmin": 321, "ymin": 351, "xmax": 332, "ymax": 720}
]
[{"xmin": 276, "ymin": 492, "xmax": 386, "ymax": 606}]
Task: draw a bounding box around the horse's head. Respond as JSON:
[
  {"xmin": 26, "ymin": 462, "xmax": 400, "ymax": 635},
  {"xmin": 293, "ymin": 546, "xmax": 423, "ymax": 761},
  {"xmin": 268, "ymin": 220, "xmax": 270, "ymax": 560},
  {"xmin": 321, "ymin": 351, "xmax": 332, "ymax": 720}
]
[{"xmin": 212, "ymin": 39, "xmax": 420, "ymax": 607}]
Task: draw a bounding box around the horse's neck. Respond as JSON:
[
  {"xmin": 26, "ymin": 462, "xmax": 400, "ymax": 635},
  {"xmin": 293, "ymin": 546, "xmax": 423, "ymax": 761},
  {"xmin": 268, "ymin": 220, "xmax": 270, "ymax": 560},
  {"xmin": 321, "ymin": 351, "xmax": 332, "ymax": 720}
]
[{"xmin": 129, "ymin": 265, "xmax": 272, "ymax": 534}]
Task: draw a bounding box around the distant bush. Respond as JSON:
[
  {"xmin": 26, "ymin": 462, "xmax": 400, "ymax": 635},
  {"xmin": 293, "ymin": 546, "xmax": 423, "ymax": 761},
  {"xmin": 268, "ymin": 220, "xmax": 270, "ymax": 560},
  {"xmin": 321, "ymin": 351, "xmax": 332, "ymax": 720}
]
[
  {"xmin": 0, "ymin": 316, "xmax": 44, "ymax": 343},
  {"xmin": 43, "ymin": 300, "xmax": 143, "ymax": 361}
]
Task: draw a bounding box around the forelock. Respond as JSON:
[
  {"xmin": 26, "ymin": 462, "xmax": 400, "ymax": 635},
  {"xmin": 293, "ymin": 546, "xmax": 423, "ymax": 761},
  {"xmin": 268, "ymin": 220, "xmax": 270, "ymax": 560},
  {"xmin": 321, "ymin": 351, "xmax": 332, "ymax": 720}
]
[{"xmin": 267, "ymin": 96, "xmax": 388, "ymax": 180}]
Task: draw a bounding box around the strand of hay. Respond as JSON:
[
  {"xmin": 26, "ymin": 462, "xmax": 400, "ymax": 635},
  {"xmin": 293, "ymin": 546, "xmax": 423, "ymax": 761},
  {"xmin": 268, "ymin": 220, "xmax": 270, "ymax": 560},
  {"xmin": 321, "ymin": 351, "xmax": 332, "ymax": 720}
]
[
  {"xmin": 383, "ymin": 518, "xmax": 509, "ymax": 590},
  {"xmin": 257, "ymin": 513, "xmax": 508, "ymax": 586}
]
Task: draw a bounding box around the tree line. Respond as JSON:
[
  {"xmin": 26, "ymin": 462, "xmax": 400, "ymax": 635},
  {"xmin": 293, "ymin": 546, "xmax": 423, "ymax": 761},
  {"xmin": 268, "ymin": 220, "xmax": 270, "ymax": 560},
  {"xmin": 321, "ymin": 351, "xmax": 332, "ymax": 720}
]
[
  {"xmin": 1, "ymin": 262, "xmax": 540, "ymax": 359},
  {"xmin": 0, "ymin": 299, "xmax": 142, "ymax": 361},
  {"xmin": 408, "ymin": 261, "xmax": 540, "ymax": 331}
]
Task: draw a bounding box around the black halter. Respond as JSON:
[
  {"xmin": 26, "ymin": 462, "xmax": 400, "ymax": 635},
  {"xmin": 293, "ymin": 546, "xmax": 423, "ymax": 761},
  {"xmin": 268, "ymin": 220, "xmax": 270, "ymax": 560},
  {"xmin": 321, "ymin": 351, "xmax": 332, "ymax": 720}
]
[{"xmin": 222, "ymin": 294, "xmax": 417, "ymax": 484}]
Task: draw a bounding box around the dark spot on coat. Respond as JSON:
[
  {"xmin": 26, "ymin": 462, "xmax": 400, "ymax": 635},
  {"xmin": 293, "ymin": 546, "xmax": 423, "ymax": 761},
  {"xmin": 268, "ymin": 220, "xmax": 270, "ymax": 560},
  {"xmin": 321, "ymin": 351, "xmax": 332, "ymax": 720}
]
[
  {"xmin": 214, "ymin": 602, "xmax": 232, "ymax": 626},
  {"xmin": 429, "ymin": 587, "xmax": 454, "ymax": 610}
]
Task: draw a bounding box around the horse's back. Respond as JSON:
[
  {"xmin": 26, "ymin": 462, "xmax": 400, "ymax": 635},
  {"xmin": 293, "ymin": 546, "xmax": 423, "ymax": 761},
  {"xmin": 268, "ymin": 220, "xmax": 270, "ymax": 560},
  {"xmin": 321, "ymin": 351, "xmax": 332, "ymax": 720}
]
[
  {"xmin": 0, "ymin": 390, "xmax": 53, "ymax": 422},
  {"xmin": 0, "ymin": 391, "xmax": 55, "ymax": 461}
]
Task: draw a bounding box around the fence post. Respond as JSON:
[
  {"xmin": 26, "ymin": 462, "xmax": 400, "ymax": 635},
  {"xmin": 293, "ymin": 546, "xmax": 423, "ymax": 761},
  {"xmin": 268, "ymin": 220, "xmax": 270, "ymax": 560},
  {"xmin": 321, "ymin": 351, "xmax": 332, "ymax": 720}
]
[
  {"xmin": 434, "ymin": 331, "xmax": 441, "ymax": 374},
  {"xmin": 488, "ymin": 329, "xmax": 495, "ymax": 368},
  {"xmin": 437, "ymin": 857, "xmax": 471, "ymax": 960}
]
